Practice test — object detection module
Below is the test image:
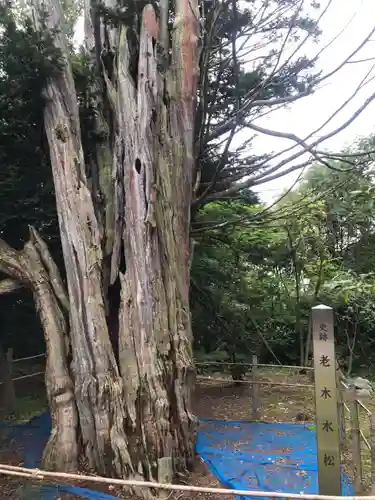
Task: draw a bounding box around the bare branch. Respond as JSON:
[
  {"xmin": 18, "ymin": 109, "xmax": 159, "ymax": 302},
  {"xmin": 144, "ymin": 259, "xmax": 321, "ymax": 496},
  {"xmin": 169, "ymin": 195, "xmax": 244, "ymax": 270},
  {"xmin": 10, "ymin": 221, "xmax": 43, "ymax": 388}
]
[
  {"xmin": 0, "ymin": 239, "xmax": 26, "ymax": 283},
  {"xmin": 348, "ymin": 57, "xmax": 375, "ymax": 64},
  {"xmin": 251, "ymin": 160, "xmax": 312, "ymax": 187},
  {"xmin": 245, "ymin": 122, "xmax": 345, "ymax": 171},
  {"xmin": 209, "ymin": 84, "xmax": 375, "ymax": 200},
  {"xmin": 0, "ymin": 279, "xmax": 23, "ymax": 295},
  {"xmin": 316, "ymin": 149, "xmax": 375, "ymax": 159},
  {"xmin": 250, "ymin": 61, "xmax": 375, "ymax": 171},
  {"xmin": 206, "ymin": 3, "xmax": 375, "ymax": 149},
  {"xmin": 316, "ymin": 24, "xmax": 375, "ymax": 86}
]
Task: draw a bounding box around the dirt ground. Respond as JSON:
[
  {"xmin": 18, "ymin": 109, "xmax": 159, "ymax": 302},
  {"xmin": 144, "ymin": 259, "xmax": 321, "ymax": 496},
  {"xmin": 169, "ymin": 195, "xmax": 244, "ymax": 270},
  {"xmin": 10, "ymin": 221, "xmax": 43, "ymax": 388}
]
[
  {"xmin": 0, "ymin": 367, "xmax": 371, "ymax": 498},
  {"xmin": 0, "ymin": 438, "xmax": 25, "ymax": 498}
]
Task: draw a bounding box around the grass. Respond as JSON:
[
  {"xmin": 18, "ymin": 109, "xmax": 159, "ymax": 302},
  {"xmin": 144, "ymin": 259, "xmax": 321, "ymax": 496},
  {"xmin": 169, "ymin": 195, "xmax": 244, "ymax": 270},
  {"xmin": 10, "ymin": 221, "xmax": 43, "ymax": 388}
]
[{"xmin": 7, "ymin": 394, "xmax": 48, "ymax": 424}]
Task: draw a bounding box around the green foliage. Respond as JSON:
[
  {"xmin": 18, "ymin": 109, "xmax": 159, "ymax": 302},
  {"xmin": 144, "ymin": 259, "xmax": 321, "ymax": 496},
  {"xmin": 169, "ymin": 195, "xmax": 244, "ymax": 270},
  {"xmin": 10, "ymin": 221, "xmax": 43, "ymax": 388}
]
[
  {"xmin": 0, "ymin": 3, "xmax": 62, "ymax": 247},
  {"xmin": 191, "ymin": 200, "xmax": 284, "ymax": 359},
  {"xmin": 192, "ymin": 148, "xmax": 375, "ymax": 373},
  {"xmin": 60, "ymin": 0, "xmax": 83, "ymax": 39},
  {"xmin": 0, "ymin": 3, "xmax": 63, "ymax": 356}
]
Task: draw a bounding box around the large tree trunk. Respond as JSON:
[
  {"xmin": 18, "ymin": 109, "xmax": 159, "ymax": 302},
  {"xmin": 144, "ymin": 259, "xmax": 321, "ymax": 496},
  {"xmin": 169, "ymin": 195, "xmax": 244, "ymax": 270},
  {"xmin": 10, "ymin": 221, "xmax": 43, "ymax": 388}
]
[
  {"xmin": 33, "ymin": 0, "xmax": 131, "ymax": 475},
  {"xmin": 8, "ymin": 0, "xmax": 200, "ymax": 488},
  {"xmin": 117, "ymin": 4, "xmax": 198, "ymax": 480}
]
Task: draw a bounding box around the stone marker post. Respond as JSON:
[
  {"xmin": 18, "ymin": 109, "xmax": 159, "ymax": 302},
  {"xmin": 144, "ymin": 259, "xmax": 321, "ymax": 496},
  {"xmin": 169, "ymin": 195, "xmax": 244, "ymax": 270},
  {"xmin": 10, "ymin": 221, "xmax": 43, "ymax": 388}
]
[{"xmin": 312, "ymin": 304, "xmax": 341, "ymax": 496}]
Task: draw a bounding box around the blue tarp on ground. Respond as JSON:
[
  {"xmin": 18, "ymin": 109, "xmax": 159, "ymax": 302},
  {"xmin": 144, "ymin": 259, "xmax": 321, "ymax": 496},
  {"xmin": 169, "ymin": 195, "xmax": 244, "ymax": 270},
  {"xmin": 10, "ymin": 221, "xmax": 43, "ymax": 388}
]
[
  {"xmin": 1, "ymin": 413, "xmax": 354, "ymax": 499},
  {"xmin": 196, "ymin": 419, "xmax": 354, "ymax": 500},
  {"xmin": 1, "ymin": 413, "xmax": 118, "ymax": 499}
]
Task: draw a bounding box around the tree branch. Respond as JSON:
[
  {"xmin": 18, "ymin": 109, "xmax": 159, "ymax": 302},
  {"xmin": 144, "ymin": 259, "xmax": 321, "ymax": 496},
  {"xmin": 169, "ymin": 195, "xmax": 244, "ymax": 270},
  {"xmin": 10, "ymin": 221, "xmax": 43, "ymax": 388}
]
[
  {"xmin": 259, "ymin": 58, "xmax": 375, "ymax": 168},
  {"xmin": 208, "ymin": 87, "xmax": 375, "ymax": 199},
  {"xmin": 0, "ymin": 279, "xmax": 23, "ymax": 295},
  {"xmin": 29, "ymin": 227, "xmax": 69, "ymax": 312},
  {"xmin": 205, "ymin": 3, "xmax": 375, "ymax": 151},
  {"xmin": 0, "ymin": 239, "xmax": 26, "ymax": 283}
]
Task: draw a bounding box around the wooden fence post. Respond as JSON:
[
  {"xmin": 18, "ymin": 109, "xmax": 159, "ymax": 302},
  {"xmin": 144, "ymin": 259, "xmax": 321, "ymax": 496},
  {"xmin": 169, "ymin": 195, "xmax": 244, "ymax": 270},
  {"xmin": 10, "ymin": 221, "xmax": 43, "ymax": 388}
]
[
  {"xmin": 251, "ymin": 354, "xmax": 260, "ymax": 420},
  {"xmin": 370, "ymin": 413, "xmax": 375, "ymax": 494},
  {"xmin": 6, "ymin": 348, "xmax": 15, "ymax": 411},
  {"xmin": 0, "ymin": 348, "xmax": 15, "ymax": 417},
  {"xmin": 349, "ymin": 388, "xmax": 363, "ymax": 494}
]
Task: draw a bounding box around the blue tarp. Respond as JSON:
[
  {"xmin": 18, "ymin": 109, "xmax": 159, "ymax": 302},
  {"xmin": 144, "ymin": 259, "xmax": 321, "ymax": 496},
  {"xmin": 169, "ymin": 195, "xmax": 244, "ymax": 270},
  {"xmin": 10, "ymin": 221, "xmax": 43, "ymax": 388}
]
[
  {"xmin": 1, "ymin": 413, "xmax": 117, "ymax": 499},
  {"xmin": 196, "ymin": 419, "xmax": 354, "ymax": 500},
  {"xmin": 2, "ymin": 413, "xmax": 354, "ymax": 499}
]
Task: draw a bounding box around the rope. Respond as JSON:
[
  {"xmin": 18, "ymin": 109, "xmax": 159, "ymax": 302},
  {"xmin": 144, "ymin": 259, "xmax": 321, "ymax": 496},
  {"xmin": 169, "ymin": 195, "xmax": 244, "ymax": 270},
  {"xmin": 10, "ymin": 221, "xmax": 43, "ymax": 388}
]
[
  {"xmin": 359, "ymin": 428, "xmax": 371, "ymax": 450},
  {"xmin": 2, "ymin": 371, "xmax": 314, "ymax": 388},
  {"xmin": 196, "ymin": 361, "xmax": 314, "ymax": 370},
  {"xmin": 196, "ymin": 375, "xmax": 314, "ymax": 388},
  {"xmin": 12, "ymin": 353, "xmax": 46, "ymax": 363},
  {"xmin": 0, "ymin": 463, "xmax": 369, "ymax": 500},
  {"xmin": 0, "ymin": 371, "xmax": 44, "ymax": 386},
  {"xmin": 12, "ymin": 371, "xmax": 45, "ymax": 382},
  {"xmin": 14, "ymin": 356, "xmax": 313, "ymax": 371}
]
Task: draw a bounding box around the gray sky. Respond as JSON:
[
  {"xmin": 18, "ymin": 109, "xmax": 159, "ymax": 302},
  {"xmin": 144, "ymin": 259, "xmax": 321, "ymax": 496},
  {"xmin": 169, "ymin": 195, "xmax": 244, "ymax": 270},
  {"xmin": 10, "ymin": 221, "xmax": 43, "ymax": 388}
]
[
  {"xmin": 74, "ymin": 0, "xmax": 375, "ymax": 204},
  {"xmin": 248, "ymin": 0, "xmax": 375, "ymax": 203}
]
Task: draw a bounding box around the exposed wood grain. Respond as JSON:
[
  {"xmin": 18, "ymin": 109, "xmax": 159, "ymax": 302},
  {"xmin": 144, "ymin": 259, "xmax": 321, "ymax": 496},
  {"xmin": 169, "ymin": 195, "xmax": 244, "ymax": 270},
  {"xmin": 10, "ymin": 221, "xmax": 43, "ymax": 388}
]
[
  {"xmin": 0, "ymin": 279, "xmax": 22, "ymax": 295},
  {"xmin": 0, "ymin": 230, "xmax": 77, "ymax": 471},
  {"xmin": 1, "ymin": 0, "xmax": 200, "ymax": 489},
  {"xmin": 32, "ymin": 0, "xmax": 130, "ymax": 476}
]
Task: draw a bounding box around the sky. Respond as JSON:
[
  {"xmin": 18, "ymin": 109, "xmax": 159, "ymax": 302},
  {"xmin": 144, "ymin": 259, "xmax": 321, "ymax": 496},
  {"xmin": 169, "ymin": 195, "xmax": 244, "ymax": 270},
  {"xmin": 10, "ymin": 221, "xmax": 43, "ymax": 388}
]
[
  {"xmin": 247, "ymin": 0, "xmax": 375, "ymax": 203},
  {"xmin": 74, "ymin": 0, "xmax": 375, "ymax": 204}
]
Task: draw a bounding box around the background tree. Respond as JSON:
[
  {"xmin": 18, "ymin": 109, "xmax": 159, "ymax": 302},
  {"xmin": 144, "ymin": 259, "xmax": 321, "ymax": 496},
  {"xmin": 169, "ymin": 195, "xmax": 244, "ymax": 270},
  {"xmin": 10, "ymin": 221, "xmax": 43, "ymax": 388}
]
[{"xmin": 192, "ymin": 140, "xmax": 375, "ymax": 372}]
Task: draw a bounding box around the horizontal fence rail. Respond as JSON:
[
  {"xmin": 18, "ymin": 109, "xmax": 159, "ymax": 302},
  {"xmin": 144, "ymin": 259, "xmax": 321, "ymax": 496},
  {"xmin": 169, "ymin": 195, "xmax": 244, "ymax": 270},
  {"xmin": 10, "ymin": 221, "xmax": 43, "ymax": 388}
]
[
  {"xmin": 1, "ymin": 351, "xmax": 374, "ymax": 494},
  {"xmin": 195, "ymin": 361, "xmax": 314, "ymax": 370},
  {"xmin": 12, "ymin": 353, "xmax": 46, "ymax": 363},
  {"xmin": 0, "ymin": 463, "xmax": 373, "ymax": 500},
  {"xmin": 196, "ymin": 375, "xmax": 314, "ymax": 388}
]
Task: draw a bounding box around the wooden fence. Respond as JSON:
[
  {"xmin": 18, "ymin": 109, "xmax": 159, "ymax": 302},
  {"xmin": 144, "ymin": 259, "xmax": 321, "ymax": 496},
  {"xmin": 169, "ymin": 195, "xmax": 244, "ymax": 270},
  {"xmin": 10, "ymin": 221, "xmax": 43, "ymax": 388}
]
[
  {"xmin": 340, "ymin": 378, "xmax": 374, "ymax": 494},
  {"xmin": 0, "ymin": 350, "xmax": 45, "ymax": 415},
  {"xmin": 1, "ymin": 352, "xmax": 374, "ymax": 493},
  {"xmin": 196, "ymin": 357, "xmax": 374, "ymax": 494}
]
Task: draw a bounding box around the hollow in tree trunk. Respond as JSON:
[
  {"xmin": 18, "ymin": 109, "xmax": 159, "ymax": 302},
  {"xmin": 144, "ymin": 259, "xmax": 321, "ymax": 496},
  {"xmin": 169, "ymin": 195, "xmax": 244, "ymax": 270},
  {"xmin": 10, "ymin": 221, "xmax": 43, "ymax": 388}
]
[{"xmin": 0, "ymin": 0, "xmax": 199, "ymax": 490}]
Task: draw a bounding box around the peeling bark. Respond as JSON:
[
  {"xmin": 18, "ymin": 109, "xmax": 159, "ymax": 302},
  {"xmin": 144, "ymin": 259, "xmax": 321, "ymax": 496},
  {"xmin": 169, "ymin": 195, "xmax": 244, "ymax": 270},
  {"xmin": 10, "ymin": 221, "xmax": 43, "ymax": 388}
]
[
  {"xmin": 33, "ymin": 0, "xmax": 131, "ymax": 476},
  {"xmin": 0, "ymin": 230, "xmax": 77, "ymax": 471},
  {"xmin": 1, "ymin": 0, "xmax": 201, "ymax": 490},
  {"xmin": 92, "ymin": 0, "xmax": 200, "ymax": 481},
  {"xmin": 0, "ymin": 278, "xmax": 22, "ymax": 295}
]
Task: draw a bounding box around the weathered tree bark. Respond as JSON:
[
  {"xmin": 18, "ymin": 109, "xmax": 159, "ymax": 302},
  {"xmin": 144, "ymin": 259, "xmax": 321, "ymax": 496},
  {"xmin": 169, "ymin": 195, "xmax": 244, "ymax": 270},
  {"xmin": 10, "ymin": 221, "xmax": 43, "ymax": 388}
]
[
  {"xmin": 15, "ymin": 0, "xmax": 200, "ymax": 489},
  {"xmin": 32, "ymin": 0, "xmax": 131, "ymax": 477},
  {"xmin": 0, "ymin": 230, "xmax": 78, "ymax": 471},
  {"xmin": 114, "ymin": 3, "xmax": 199, "ymax": 480},
  {"xmin": 0, "ymin": 0, "xmax": 199, "ymax": 489},
  {"xmin": 0, "ymin": 279, "xmax": 23, "ymax": 294}
]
